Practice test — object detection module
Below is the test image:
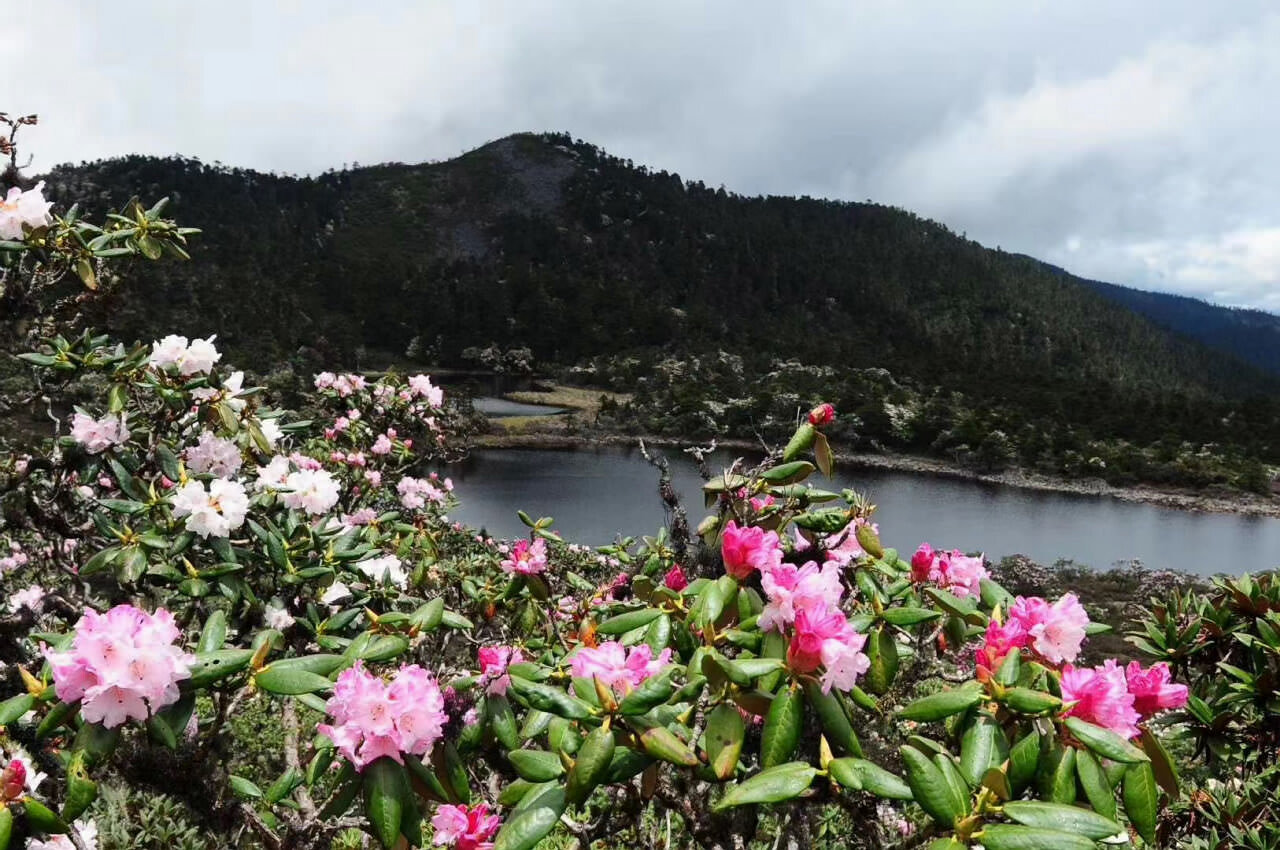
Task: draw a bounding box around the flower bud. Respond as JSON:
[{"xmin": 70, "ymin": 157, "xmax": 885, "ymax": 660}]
[
  {"xmin": 1, "ymin": 758, "xmax": 26, "ymax": 800},
  {"xmin": 807, "ymin": 403, "xmax": 835, "ymax": 427}
]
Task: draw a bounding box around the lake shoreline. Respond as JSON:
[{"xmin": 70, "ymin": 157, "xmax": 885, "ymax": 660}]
[{"xmin": 472, "ymin": 429, "xmax": 1280, "ymax": 519}]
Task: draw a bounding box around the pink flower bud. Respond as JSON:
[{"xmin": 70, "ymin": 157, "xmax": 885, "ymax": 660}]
[
  {"xmin": 663, "ymin": 565, "xmax": 689, "ymax": 591},
  {"xmin": 807, "ymin": 403, "xmax": 835, "ymax": 427},
  {"xmin": 1, "ymin": 758, "xmax": 26, "ymax": 800}
]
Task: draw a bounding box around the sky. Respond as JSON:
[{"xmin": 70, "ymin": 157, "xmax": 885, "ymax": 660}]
[{"xmin": 8, "ymin": 1, "xmax": 1280, "ymax": 311}]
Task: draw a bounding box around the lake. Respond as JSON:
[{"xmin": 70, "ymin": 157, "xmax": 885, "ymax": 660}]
[{"xmin": 445, "ymin": 446, "xmax": 1280, "ymax": 576}]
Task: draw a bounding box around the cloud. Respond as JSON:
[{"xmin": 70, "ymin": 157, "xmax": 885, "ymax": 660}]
[{"xmin": 6, "ymin": 0, "xmax": 1280, "ymax": 310}]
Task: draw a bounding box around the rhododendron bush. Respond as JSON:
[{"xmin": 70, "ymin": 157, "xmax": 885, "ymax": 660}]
[{"xmin": 0, "ymin": 116, "xmax": 1232, "ymax": 850}]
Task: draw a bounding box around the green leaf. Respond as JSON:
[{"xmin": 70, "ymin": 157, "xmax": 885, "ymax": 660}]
[
  {"xmin": 901, "ymin": 745, "xmax": 963, "ymax": 827},
  {"xmin": 566, "ymin": 726, "xmax": 615, "ymax": 805},
  {"xmin": 760, "ymin": 461, "xmax": 816, "ymax": 484},
  {"xmin": 618, "ymin": 670, "xmax": 676, "ymax": 716},
  {"xmin": 1064, "ymin": 717, "xmax": 1148, "ymax": 764},
  {"xmin": 1140, "ymin": 726, "xmax": 1180, "ymax": 796},
  {"xmin": 760, "ymin": 684, "xmax": 803, "ymax": 768},
  {"xmin": 1074, "ymin": 748, "xmax": 1117, "ymax": 821},
  {"xmin": 1039, "ymin": 747, "xmax": 1076, "ymax": 805},
  {"xmin": 61, "ymin": 751, "xmax": 98, "ymax": 823},
  {"xmin": 254, "ymin": 666, "xmax": 333, "ymax": 696},
  {"xmin": 36, "ymin": 700, "xmax": 77, "ymax": 739},
  {"xmin": 959, "ymin": 712, "xmax": 1008, "ymax": 787},
  {"xmin": 596, "ymin": 607, "xmax": 664, "ymax": 635},
  {"xmin": 637, "ymin": 724, "xmax": 699, "ymax": 767},
  {"xmin": 1122, "ymin": 761, "xmax": 1159, "ymax": 845},
  {"xmin": 1003, "ymin": 687, "xmax": 1061, "ymax": 716},
  {"xmin": 363, "ymin": 757, "xmax": 407, "ymax": 849},
  {"xmin": 863, "ymin": 625, "xmax": 899, "ymax": 695},
  {"xmin": 230, "ymin": 775, "xmax": 264, "ymax": 799},
  {"xmin": 486, "ymin": 694, "xmax": 520, "ymax": 751},
  {"xmin": 1008, "ymin": 729, "xmax": 1041, "ymax": 796},
  {"xmin": 507, "ymin": 749, "xmax": 565, "ymax": 782},
  {"xmin": 804, "ymin": 681, "xmax": 861, "ymax": 757},
  {"xmin": 20, "ymin": 799, "xmax": 67, "ymax": 836},
  {"xmin": 713, "ymin": 762, "xmax": 817, "ymax": 811},
  {"xmin": 508, "ymin": 675, "xmax": 593, "ymax": 719},
  {"xmin": 0, "ymin": 806, "xmax": 11, "ymax": 850},
  {"xmin": 881, "ymin": 607, "xmax": 942, "ymax": 627},
  {"xmin": 977, "ymin": 824, "xmax": 1096, "ymax": 850},
  {"xmin": 705, "ymin": 703, "xmax": 746, "ymax": 780},
  {"xmin": 842, "ymin": 758, "xmax": 912, "ymax": 800},
  {"xmin": 782, "ymin": 422, "xmax": 817, "ymax": 462},
  {"xmin": 813, "ymin": 431, "xmax": 835, "ymax": 477},
  {"xmin": 186, "ymin": 649, "xmax": 254, "ymax": 689},
  {"xmin": 0, "ymin": 694, "xmax": 35, "ymax": 726},
  {"xmin": 493, "ymin": 787, "xmax": 566, "ymax": 850},
  {"xmin": 1002, "ymin": 801, "xmax": 1124, "ymax": 840},
  {"xmin": 899, "ymin": 684, "xmax": 983, "ymax": 722},
  {"xmin": 198, "ymin": 610, "xmax": 228, "ymax": 653}
]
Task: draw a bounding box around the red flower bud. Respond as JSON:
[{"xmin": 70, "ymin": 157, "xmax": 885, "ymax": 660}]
[
  {"xmin": 1, "ymin": 758, "xmax": 26, "ymax": 800},
  {"xmin": 663, "ymin": 565, "xmax": 688, "ymax": 592},
  {"xmin": 807, "ymin": 403, "xmax": 835, "ymax": 427}
]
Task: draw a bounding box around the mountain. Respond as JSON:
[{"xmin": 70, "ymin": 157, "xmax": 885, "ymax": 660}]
[
  {"xmin": 1081, "ymin": 278, "xmax": 1280, "ymax": 377},
  {"xmin": 27, "ymin": 132, "xmax": 1280, "ymax": 484}
]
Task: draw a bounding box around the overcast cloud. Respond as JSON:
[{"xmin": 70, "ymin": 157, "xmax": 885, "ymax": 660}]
[{"xmin": 8, "ymin": 1, "xmax": 1279, "ymax": 310}]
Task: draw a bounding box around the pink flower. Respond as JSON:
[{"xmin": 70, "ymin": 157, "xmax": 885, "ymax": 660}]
[
  {"xmin": 1125, "ymin": 661, "xmax": 1188, "ymax": 717},
  {"xmin": 478, "ymin": 646, "xmax": 524, "ymax": 696},
  {"xmin": 0, "ymin": 181, "xmax": 53, "ymax": 239},
  {"xmin": 570, "ymin": 641, "xmax": 672, "ymax": 691},
  {"xmin": 8, "ymin": 584, "xmax": 45, "ymax": 614},
  {"xmin": 910, "ymin": 543, "xmax": 938, "ymax": 583},
  {"xmin": 371, "ymin": 433, "xmax": 393, "ymax": 455},
  {"xmin": 317, "ymin": 661, "xmax": 446, "ymax": 771},
  {"xmin": 185, "ymin": 430, "xmax": 243, "ymax": 478},
  {"xmin": 44, "ymin": 605, "xmax": 194, "ymax": 729},
  {"xmin": 1009, "ymin": 594, "xmax": 1089, "ymax": 665},
  {"xmin": 408, "ymin": 375, "xmax": 445, "ymax": 407},
  {"xmin": 807, "ymin": 403, "xmax": 835, "ymax": 427},
  {"xmin": 822, "ymin": 521, "xmax": 876, "ymax": 567},
  {"xmin": 787, "ymin": 605, "xmax": 849, "ymax": 673},
  {"xmin": 974, "ymin": 618, "xmax": 1029, "ymax": 681},
  {"xmin": 398, "ymin": 476, "xmax": 446, "ymax": 510},
  {"xmin": 432, "ymin": 803, "xmax": 501, "ymax": 850},
  {"xmin": 1061, "ymin": 660, "xmax": 1140, "ymax": 740},
  {"xmin": 501, "ymin": 538, "xmax": 548, "ymax": 575},
  {"xmin": 908, "ymin": 544, "xmax": 987, "ymax": 598},
  {"xmin": 759, "ymin": 560, "xmax": 843, "ymax": 632},
  {"xmin": 721, "ymin": 521, "xmax": 782, "ymax": 580},
  {"xmin": 663, "ymin": 565, "xmax": 689, "ymax": 591},
  {"xmin": 70, "ymin": 412, "xmax": 130, "ymax": 454},
  {"xmin": 1, "ymin": 759, "xmax": 26, "ymax": 801}
]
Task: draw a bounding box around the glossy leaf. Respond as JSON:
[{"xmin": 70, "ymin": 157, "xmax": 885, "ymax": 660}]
[
  {"xmin": 705, "ymin": 703, "xmax": 746, "ymax": 780},
  {"xmin": 713, "ymin": 762, "xmax": 817, "ymax": 811}
]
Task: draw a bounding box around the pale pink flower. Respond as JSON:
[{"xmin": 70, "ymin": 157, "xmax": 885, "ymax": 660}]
[
  {"xmin": 570, "ymin": 641, "xmax": 672, "ymax": 691},
  {"xmin": 371, "ymin": 433, "xmax": 394, "ymax": 455},
  {"xmin": 365, "ymin": 469, "xmax": 383, "ymax": 488},
  {"xmin": 8, "ymin": 584, "xmax": 45, "ymax": 614},
  {"xmin": 721, "ymin": 520, "xmax": 782, "ymax": 580},
  {"xmin": 314, "ymin": 372, "xmax": 336, "ymax": 390},
  {"xmin": 1125, "ymin": 661, "xmax": 1189, "ymax": 717},
  {"xmin": 1061, "ymin": 660, "xmax": 1140, "ymax": 740},
  {"xmin": 318, "ymin": 662, "xmax": 446, "ymax": 771},
  {"xmin": 254, "ymin": 455, "xmax": 291, "ymax": 491},
  {"xmin": 28, "ymin": 819, "xmax": 98, "ymax": 850},
  {"xmin": 180, "ymin": 337, "xmax": 221, "ymax": 375},
  {"xmin": 822, "ymin": 521, "xmax": 876, "ymax": 567},
  {"xmin": 759, "ymin": 560, "xmax": 843, "ymax": 632},
  {"xmin": 478, "ymin": 646, "xmax": 525, "ymax": 696},
  {"xmin": 408, "ymin": 375, "xmax": 445, "ymax": 407},
  {"xmin": 70, "ymin": 412, "xmax": 130, "ymax": 454},
  {"xmin": 191, "ymin": 370, "xmax": 247, "ymax": 412},
  {"xmin": 397, "ymin": 476, "xmax": 445, "ymax": 510},
  {"xmin": 281, "ymin": 468, "xmax": 341, "ymax": 515},
  {"xmin": 501, "ymin": 538, "xmax": 548, "ymax": 575},
  {"xmin": 148, "ymin": 335, "xmax": 190, "ymax": 371},
  {"xmin": 263, "ymin": 600, "xmax": 296, "ymax": 631},
  {"xmin": 431, "ymin": 803, "xmax": 500, "ymax": 850},
  {"xmin": 45, "ymin": 605, "xmax": 193, "ymax": 729},
  {"xmin": 0, "ymin": 181, "xmax": 53, "ymax": 239},
  {"xmin": 171, "ymin": 478, "xmax": 249, "ymax": 538},
  {"xmin": 185, "ymin": 430, "xmax": 243, "ymax": 478},
  {"xmin": 1009, "ymin": 594, "xmax": 1089, "ymax": 665}
]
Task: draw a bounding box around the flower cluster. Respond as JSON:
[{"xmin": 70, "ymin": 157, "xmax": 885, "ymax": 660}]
[
  {"xmin": 910, "ymin": 543, "xmax": 988, "ymax": 598},
  {"xmin": 280, "ymin": 467, "xmax": 342, "ymax": 515},
  {"xmin": 570, "ymin": 641, "xmax": 672, "ymax": 691},
  {"xmin": 0, "ymin": 539, "xmax": 28, "ymax": 573},
  {"xmin": 318, "ymin": 662, "xmax": 447, "ymax": 771},
  {"xmin": 397, "ymin": 475, "xmax": 449, "ymax": 510},
  {"xmin": 500, "ymin": 538, "xmax": 548, "ymax": 575},
  {"xmin": 721, "ymin": 520, "xmax": 783, "ymax": 580},
  {"xmin": 314, "ymin": 372, "xmax": 367, "ymax": 397},
  {"xmin": 1061, "ymin": 660, "xmax": 1188, "ymax": 739},
  {"xmin": 0, "ymin": 180, "xmax": 53, "ymax": 239},
  {"xmin": 185, "ymin": 430, "xmax": 243, "ymax": 477},
  {"xmin": 478, "ymin": 645, "xmax": 525, "ymax": 696},
  {"xmin": 355, "ymin": 553, "xmax": 408, "ymax": 588},
  {"xmin": 70, "ymin": 411, "xmax": 131, "ymax": 454},
  {"xmin": 148, "ymin": 334, "xmax": 221, "ymax": 376},
  {"xmin": 171, "ymin": 477, "xmax": 249, "ymax": 538},
  {"xmin": 45, "ymin": 604, "xmax": 193, "ymax": 729},
  {"xmin": 975, "ymin": 593, "xmax": 1090, "ymax": 678},
  {"xmin": 431, "ymin": 803, "xmax": 501, "ymax": 850}
]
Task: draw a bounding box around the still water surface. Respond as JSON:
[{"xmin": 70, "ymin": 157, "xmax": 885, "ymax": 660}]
[{"xmin": 446, "ymin": 447, "xmax": 1280, "ymax": 577}]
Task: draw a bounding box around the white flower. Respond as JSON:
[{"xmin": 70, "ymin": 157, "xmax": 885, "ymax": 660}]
[
  {"xmin": 0, "ymin": 181, "xmax": 54, "ymax": 239},
  {"xmin": 70, "ymin": 411, "xmax": 130, "ymax": 454},
  {"xmin": 320, "ymin": 581, "xmax": 351, "ymax": 605},
  {"xmin": 258, "ymin": 417, "xmax": 284, "ymax": 449},
  {"xmin": 29, "ymin": 819, "xmax": 98, "ymax": 850},
  {"xmin": 280, "ymin": 469, "xmax": 340, "ymax": 516},
  {"xmin": 171, "ymin": 478, "xmax": 248, "ymax": 538},
  {"xmin": 354, "ymin": 554, "xmax": 408, "ymax": 588},
  {"xmin": 179, "ymin": 336, "xmax": 221, "ymax": 376},
  {"xmin": 254, "ymin": 455, "xmax": 291, "ymax": 491},
  {"xmin": 263, "ymin": 599, "xmax": 296, "ymax": 630},
  {"xmin": 191, "ymin": 370, "xmax": 247, "ymax": 412},
  {"xmin": 185, "ymin": 430, "xmax": 243, "ymax": 478},
  {"xmin": 148, "ymin": 334, "xmax": 189, "ymax": 370},
  {"xmin": 8, "ymin": 584, "xmax": 45, "ymax": 614}
]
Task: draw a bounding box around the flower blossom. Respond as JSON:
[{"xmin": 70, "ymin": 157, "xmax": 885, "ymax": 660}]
[
  {"xmin": 190, "ymin": 370, "xmax": 247, "ymax": 412},
  {"xmin": 1, "ymin": 541, "xmax": 28, "ymax": 573},
  {"xmin": 720, "ymin": 520, "xmax": 782, "ymax": 580},
  {"xmin": 355, "ymin": 554, "xmax": 408, "ymax": 588},
  {"xmin": 1008, "ymin": 594, "xmax": 1089, "ymax": 665},
  {"xmin": 432, "ymin": 803, "xmax": 501, "ymax": 850},
  {"xmin": 1125, "ymin": 661, "xmax": 1189, "ymax": 716},
  {"xmin": 263, "ymin": 600, "xmax": 296, "ymax": 631},
  {"xmin": 1, "ymin": 742, "xmax": 45, "ymax": 797},
  {"xmin": 185, "ymin": 430, "xmax": 243, "ymax": 478},
  {"xmin": 70, "ymin": 412, "xmax": 130, "ymax": 454},
  {"xmin": 571, "ymin": 641, "xmax": 672, "ymax": 691},
  {"xmin": 255, "ymin": 455, "xmax": 291, "ymax": 490},
  {"xmin": 1060, "ymin": 660, "xmax": 1141, "ymax": 740},
  {"xmin": 171, "ymin": 478, "xmax": 249, "ymax": 538},
  {"xmin": 759, "ymin": 560, "xmax": 843, "ymax": 632},
  {"xmin": 974, "ymin": 618, "xmax": 1029, "ymax": 681},
  {"xmin": 663, "ymin": 565, "xmax": 689, "ymax": 591},
  {"xmin": 281, "ymin": 468, "xmax": 341, "ymax": 515},
  {"xmin": 807, "ymin": 403, "xmax": 835, "ymax": 427},
  {"xmin": 909, "ymin": 543, "xmax": 988, "ymax": 598},
  {"xmin": 787, "ymin": 604, "xmax": 870, "ymax": 693},
  {"xmin": 397, "ymin": 476, "xmax": 446, "ymax": 510},
  {"xmin": 8, "ymin": 584, "xmax": 45, "ymax": 614},
  {"xmin": 408, "ymin": 375, "xmax": 445, "ymax": 407},
  {"xmin": 501, "ymin": 538, "xmax": 548, "ymax": 575},
  {"xmin": 148, "ymin": 334, "xmax": 221, "ymax": 376},
  {"xmin": 44, "ymin": 604, "xmax": 193, "ymax": 729},
  {"xmin": 0, "ymin": 181, "xmax": 53, "ymax": 239},
  {"xmin": 478, "ymin": 646, "xmax": 525, "ymax": 696},
  {"xmin": 317, "ymin": 661, "xmax": 447, "ymax": 771},
  {"xmin": 28, "ymin": 820, "xmax": 99, "ymax": 850}
]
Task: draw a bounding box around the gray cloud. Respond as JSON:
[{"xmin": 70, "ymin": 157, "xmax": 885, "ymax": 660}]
[{"xmin": 8, "ymin": 0, "xmax": 1279, "ymax": 309}]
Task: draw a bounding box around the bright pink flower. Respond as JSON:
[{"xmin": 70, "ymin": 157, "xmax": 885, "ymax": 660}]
[
  {"xmin": 1009, "ymin": 594, "xmax": 1089, "ymax": 665},
  {"xmin": 318, "ymin": 661, "xmax": 446, "ymax": 771},
  {"xmin": 721, "ymin": 521, "xmax": 782, "ymax": 580},
  {"xmin": 807, "ymin": 403, "xmax": 835, "ymax": 427},
  {"xmin": 749, "ymin": 494, "xmax": 776, "ymax": 513},
  {"xmin": 909, "ymin": 544, "xmax": 988, "ymax": 598},
  {"xmin": 45, "ymin": 605, "xmax": 193, "ymax": 729},
  {"xmin": 974, "ymin": 618, "xmax": 1029, "ymax": 681},
  {"xmin": 759, "ymin": 560, "xmax": 843, "ymax": 632},
  {"xmin": 478, "ymin": 646, "xmax": 525, "ymax": 696},
  {"xmin": 787, "ymin": 604, "xmax": 850, "ymax": 673},
  {"xmin": 570, "ymin": 641, "xmax": 672, "ymax": 691},
  {"xmin": 1125, "ymin": 661, "xmax": 1189, "ymax": 717},
  {"xmin": 663, "ymin": 565, "xmax": 688, "ymax": 592},
  {"xmin": 910, "ymin": 543, "xmax": 937, "ymax": 584},
  {"xmin": 1, "ymin": 759, "xmax": 26, "ymax": 801},
  {"xmin": 501, "ymin": 539, "xmax": 547, "ymax": 575},
  {"xmin": 1061, "ymin": 660, "xmax": 1140, "ymax": 740},
  {"xmin": 432, "ymin": 803, "xmax": 501, "ymax": 850}
]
